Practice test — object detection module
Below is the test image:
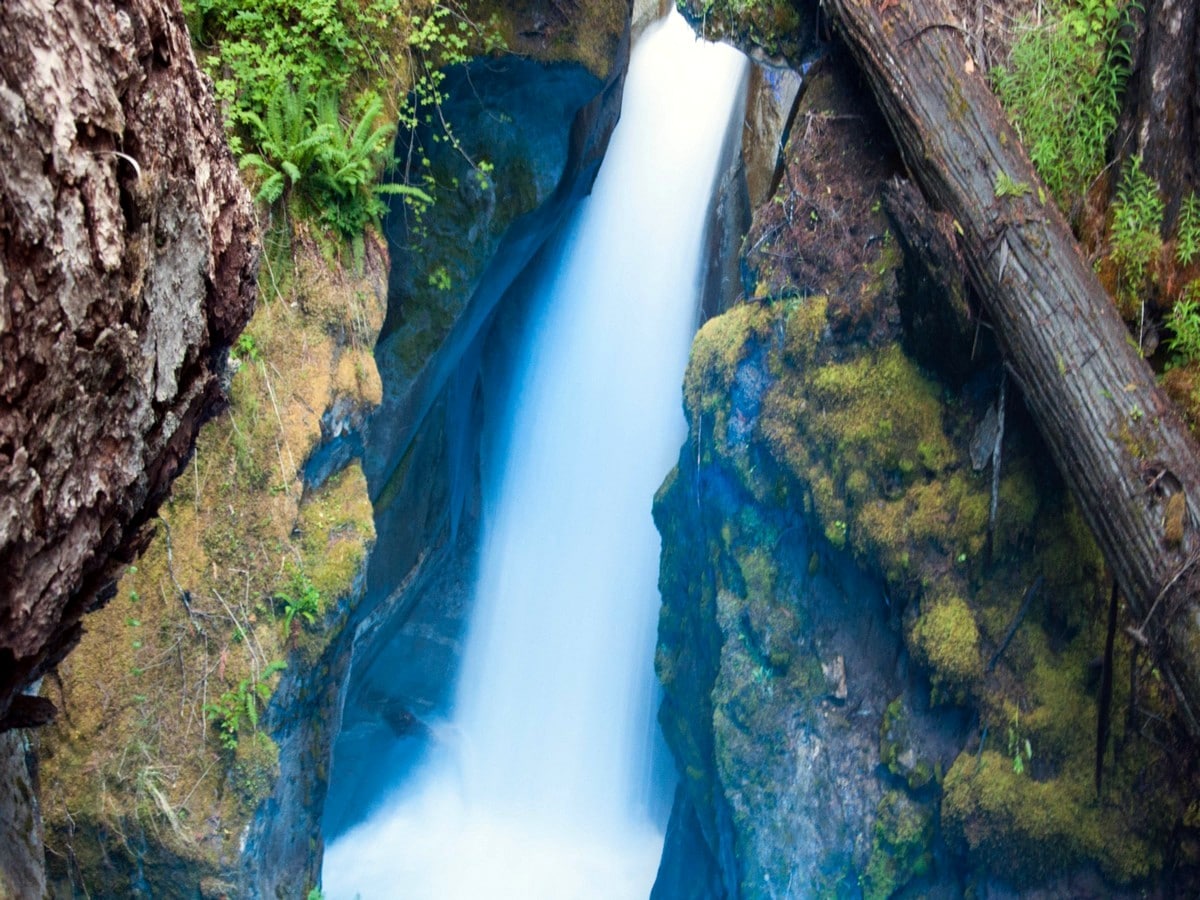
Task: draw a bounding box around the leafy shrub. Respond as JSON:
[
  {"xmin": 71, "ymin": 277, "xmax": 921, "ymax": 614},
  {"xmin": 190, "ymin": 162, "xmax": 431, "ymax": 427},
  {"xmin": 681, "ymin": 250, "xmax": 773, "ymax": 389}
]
[
  {"xmin": 238, "ymin": 80, "xmax": 431, "ymax": 260},
  {"xmin": 1168, "ymin": 287, "xmax": 1200, "ymax": 362},
  {"xmin": 993, "ymin": 0, "xmax": 1132, "ymax": 210},
  {"xmin": 238, "ymin": 79, "xmax": 333, "ymax": 205},
  {"xmin": 1176, "ymin": 193, "xmax": 1200, "ymax": 266},
  {"xmin": 185, "ymin": 0, "xmax": 495, "ymax": 250},
  {"xmin": 1110, "ymin": 155, "xmax": 1164, "ymax": 300},
  {"xmin": 182, "ymin": 0, "xmax": 407, "ymax": 139},
  {"xmin": 309, "ymin": 92, "xmax": 431, "ymax": 240}
]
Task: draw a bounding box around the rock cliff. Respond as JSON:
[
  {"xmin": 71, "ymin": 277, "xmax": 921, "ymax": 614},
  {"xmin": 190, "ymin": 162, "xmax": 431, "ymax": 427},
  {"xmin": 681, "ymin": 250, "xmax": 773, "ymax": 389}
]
[
  {"xmin": 29, "ymin": 0, "xmax": 636, "ymax": 894},
  {"xmin": 652, "ymin": 43, "xmax": 1200, "ymax": 898}
]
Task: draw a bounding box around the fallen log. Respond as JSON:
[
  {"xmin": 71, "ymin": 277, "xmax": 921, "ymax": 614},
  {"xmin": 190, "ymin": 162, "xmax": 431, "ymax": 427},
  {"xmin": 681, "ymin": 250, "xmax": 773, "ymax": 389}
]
[{"xmin": 816, "ymin": 0, "xmax": 1200, "ymax": 735}]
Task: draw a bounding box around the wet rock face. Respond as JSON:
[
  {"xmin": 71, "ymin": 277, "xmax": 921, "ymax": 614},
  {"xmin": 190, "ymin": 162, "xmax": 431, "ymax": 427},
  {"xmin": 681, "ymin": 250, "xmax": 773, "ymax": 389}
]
[
  {"xmin": 652, "ymin": 305, "xmax": 969, "ymax": 898},
  {"xmin": 655, "ymin": 45, "xmax": 1200, "ymax": 898},
  {"xmin": 0, "ymin": 731, "xmax": 44, "ymax": 898},
  {"xmin": 0, "ymin": 0, "xmax": 257, "ymax": 727}
]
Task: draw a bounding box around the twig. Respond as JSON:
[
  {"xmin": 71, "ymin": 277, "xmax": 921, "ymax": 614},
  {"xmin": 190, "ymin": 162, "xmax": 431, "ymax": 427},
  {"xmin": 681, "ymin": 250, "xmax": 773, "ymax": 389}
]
[
  {"xmin": 900, "ymin": 21, "xmax": 972, "ymax": 47},
  {"xmin": 211, "ymin": 588, "xmax": 263, "ymax": 674},
  {"xmin": 259, "ymin": 363, "xmax": 297, "ymax": 490},
  {"xmin": 988, "ymin": 575, "xmax": 1044, "ymax": 671},
  {"xmin": 1129, "ymin": 548, "xmax": 1200, "ymax": 644},
  {"xmin": 160, "ymin": 518, "xmax": 203, "ymax": 635},
  {"xmin": 178, "ymin": 759, "xmax": 216, "ymax": 815}
]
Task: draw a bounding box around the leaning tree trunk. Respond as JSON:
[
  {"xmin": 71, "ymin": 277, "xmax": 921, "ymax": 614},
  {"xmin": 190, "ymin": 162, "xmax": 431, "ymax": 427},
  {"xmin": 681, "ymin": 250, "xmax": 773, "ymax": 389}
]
[
  {"xmin": 1115, "ymin": 0, "xmax": 1199, "ymax": 228},
  {"xmin": 0, "ymin": 0, "xmax": 258, "ymax": 730},
  {"xmin": 815, "ymin": 0, "xmax": 1200, "ymax": 736}
]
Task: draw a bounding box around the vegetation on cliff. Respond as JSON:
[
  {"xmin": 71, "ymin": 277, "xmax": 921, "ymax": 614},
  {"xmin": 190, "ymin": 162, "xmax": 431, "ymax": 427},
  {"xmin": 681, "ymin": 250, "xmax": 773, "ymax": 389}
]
[
  {"xmin": 657, "ymin": 45, "xmax": 1200, "ymax": 894},
  {"xmin": 37, "ymin": 243, "xmax": 384, "ymax": 897},
  {"xmin": 35, "ymin": 0, "xmax": 412, "ymax": 891}
]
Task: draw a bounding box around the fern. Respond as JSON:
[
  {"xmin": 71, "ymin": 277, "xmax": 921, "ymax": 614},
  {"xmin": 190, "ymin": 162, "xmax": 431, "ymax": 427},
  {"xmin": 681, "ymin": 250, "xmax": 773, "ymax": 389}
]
[
  {"xmin": 239, "ymin": 82, "xmax": 431, "ymax": 248},
  {"xmin": 203, "ymin": 660, "xmax": 287, "ymax": 750},
  {"xmin": 238, "ymin": 80, "xmax": 332, "ymax": 205},
  {"xmin": 310, "ymin": 92, "xmax": 430, "ymax": 239}
]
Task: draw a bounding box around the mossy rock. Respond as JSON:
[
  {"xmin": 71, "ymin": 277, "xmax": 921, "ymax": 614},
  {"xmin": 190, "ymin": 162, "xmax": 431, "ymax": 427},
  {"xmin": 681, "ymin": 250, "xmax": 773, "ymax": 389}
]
[
  {"xmin": 879, "ymin": 697, "xmax": 937, "ymax": 791},
  {"xmin": 860, "ymin": 790, "xmax": 934, "ymax": 900},
  {"xmin": 942, "ymin": 751, "xmax": 1161, "ymax": 885},
  {"xmin": 677, "ymin": 0, "xmax": 812, "ymax": 63},
  {"xmin": 909, "ymin": 593, "xmax": 983, "ymax": 703}
]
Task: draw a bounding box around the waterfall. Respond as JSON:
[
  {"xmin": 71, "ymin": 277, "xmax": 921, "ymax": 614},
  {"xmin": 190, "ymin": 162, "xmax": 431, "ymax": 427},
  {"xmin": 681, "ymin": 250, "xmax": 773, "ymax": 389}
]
[{"xmin": 323, "ymin": 14, "xmax": 747, "ymax": 898}]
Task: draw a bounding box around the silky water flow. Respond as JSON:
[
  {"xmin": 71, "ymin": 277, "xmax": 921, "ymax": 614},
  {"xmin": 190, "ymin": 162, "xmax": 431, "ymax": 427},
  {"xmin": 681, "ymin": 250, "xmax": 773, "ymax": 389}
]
[{"xmin": 323, "ymin": 14, "xmax": 748, "ymax": 898}]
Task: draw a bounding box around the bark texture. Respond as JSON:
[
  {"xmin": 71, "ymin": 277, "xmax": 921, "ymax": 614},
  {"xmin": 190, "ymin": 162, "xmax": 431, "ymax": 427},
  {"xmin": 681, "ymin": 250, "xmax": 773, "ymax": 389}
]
[
  {"xmin": 1116, "ymin": 0, "xmax": 1199, "ymax": 227},
  {"xmin": 0, "ymin": 0, "xmax": 258, "ymax": 728},
  {"xmin": 818, "ymin": 0, "xmax": 1200, "ymax": 734}
]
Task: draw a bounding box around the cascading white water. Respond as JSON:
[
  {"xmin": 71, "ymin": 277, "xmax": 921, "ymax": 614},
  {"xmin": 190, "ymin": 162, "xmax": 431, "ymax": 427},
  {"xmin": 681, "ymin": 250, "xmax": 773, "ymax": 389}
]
[{"xmin": 323, "ymin": 14, "xmax": 747, "ymax": 898}]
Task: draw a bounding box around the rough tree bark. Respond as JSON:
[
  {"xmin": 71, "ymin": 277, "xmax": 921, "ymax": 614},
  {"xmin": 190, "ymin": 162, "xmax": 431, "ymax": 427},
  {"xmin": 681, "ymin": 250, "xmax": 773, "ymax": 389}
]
[
  {"xmin": 813, "ymin": 0, "xmax": 1200, "ymax": 735},
  {"xmin": 1115, "ymin": 0, "xmax": 1199, "ymax": 227},
  {"xmin": 0, "ymin": 0, "xmax": 258, "ymax": 730}
]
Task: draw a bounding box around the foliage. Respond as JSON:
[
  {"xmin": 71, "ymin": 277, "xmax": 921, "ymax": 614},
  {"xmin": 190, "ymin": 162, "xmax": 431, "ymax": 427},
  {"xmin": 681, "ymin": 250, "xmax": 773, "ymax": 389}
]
[
  {"xmin": 231, "ymin": 333, "xmax": 263, "ymax": 364},
  {"xmin": 238, "ymin": 79, "xmax": 334, "ymax": 206},
  {"xmin": 239, "ymin": 81, "xmax": 431, "ymax": 248},
  {"xmin": 185, "ymin": 0, "xmax": 497, "ymax": 249},
  {"xmin": 1176, "ymin": 193, "xmax": 1200, "ymax": 266},
  {"xmin": 181, "ymin": 0, "xmax": 406, "ymax": 137},
  {"xmin": 993, "ymin": 0, "xmax": 1132, "ymax": 210},
  {"xmin": 310, "ymin": 93, "xmax": 432, "ymax": 244},
  {"xmin": 393, "ymin": 3, "xmax": 502, "ymax": 220},
  {"xmin": 1167, "ymin": 291, "xmax": 1200, "ymax": 362},
  {"xmin": 277, "ymin": 567, "xmax": 322, "ymax": 637},
  {"xmin": 204, "ymin": 660, "xmax": 287, "ymax": 750},
  {"xmin": 1007, "ymin": 710, "xmax": 1034, "ymax": 775},
  {"xmin": 994, "ymin": 171, "xmax": 1031, "ymax": 199},
  {"xmin": 1109, "ymin": 155, "xmax": 1164, "ymax": 299}
]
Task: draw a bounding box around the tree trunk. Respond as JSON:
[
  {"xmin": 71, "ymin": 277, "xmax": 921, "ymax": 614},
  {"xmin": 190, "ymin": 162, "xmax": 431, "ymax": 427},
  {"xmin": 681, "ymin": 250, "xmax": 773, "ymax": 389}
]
[
  {"xmin": 817, "ymin": 0, "xmax": 1200, "ymax": 736},
  {"xmin": 0, "ymin": 0, "xmax": 258, "ymax": 728},
  {"xmin": 1115, "ymin": 0, "xmax": 1199, "ymax": 228}
]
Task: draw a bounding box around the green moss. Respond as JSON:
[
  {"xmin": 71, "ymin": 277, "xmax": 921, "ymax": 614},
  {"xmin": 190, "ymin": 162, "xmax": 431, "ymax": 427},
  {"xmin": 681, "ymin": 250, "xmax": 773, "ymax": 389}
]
[
  {"xmin": 670, "ymin": 143, "xmax": 1198, "ymax": 891},
  {"xmin": 910, "ymin": 594, "xmax": 983, "ymax": 701},
  {"xmin": 861, "ymin": 791, "xmax": 934, "ymax": 900},
  {"xmin": 804, "ymin": 345, "xmax": 953, "ymax": 481},
  {"xmin": 685, "ymin": 303, "xmax": 774, "ymax": 456},
  {"xmin": 233, "ymin": 731, "xmax": 281, "ymax": 813},
  {"xmin": 738, "ymin": 548, "xmax": 777, "ymax": 601},
  {"xmin": 296, "ymin": 462, "xmax": 375, "ymax": 604},
  {"xmin": 943, "ymin": 751, "xmax": 1160, "ymax": 885}
]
